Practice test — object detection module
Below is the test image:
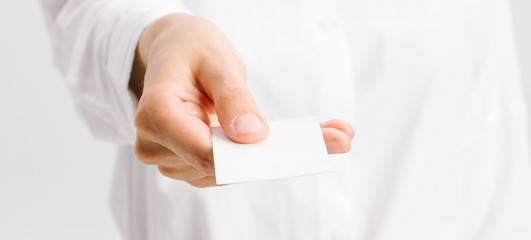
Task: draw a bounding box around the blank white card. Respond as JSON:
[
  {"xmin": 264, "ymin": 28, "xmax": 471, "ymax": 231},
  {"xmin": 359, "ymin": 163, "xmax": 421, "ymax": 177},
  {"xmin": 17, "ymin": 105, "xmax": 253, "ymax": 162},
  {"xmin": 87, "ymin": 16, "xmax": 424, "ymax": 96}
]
[{"xmin": 212, "ymin": 116, "xmax": 331, "ymax": 184}]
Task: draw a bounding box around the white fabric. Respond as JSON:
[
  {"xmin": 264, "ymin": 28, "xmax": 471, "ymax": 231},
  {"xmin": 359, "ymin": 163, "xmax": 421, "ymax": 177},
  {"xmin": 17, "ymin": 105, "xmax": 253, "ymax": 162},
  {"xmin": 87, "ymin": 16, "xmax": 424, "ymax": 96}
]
[{"xmin": 41, "ymin": 0, "xmax": 531, "ymax": 239}]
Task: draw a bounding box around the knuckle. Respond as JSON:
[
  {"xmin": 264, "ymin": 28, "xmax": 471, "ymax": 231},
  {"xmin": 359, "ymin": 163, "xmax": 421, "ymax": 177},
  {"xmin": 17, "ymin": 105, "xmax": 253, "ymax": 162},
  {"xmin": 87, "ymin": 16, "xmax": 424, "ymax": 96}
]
[
  {"xmin": 188, "ymin": 178, "xmax": 215, "ymax": 188},
  {"xmin": 133, "ymin": 107, "xmax": 147, "ymax": 130},
  {"xmin": 157, "ymin": 166, "xmax": 176, "ymax": 179},
  {"xmin": 189, "ymin": 18, "xmax": 223, "ymax": 38},
  {"xmin": 215, "ymin": 83, "xmax": 248, "ymax": 104},
  {"xmin": 188, "ymin": 153, "xmax": 215, "ymax": 176},
  {"xmin": 133, "ymin": 140, "xmax": 147, "ymax": 160},
  {"xmin": 135, "ymin": 94, "xmax": 171, "ymax": 137},
  {"xmin": 133, "ymin": 140, "xmax": 157, "ymax": 165},
  {"xmin": 134, "ymin": 96, "xmax": 157, "ymax": 130}
]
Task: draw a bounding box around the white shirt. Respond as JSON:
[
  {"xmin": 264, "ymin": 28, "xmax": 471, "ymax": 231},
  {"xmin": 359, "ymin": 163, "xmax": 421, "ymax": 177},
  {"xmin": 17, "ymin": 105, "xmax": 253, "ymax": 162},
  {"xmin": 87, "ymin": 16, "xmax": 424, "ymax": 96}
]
[{"xmin": 41, "ymin": 0, "xmax": 531, "ymax": 239}]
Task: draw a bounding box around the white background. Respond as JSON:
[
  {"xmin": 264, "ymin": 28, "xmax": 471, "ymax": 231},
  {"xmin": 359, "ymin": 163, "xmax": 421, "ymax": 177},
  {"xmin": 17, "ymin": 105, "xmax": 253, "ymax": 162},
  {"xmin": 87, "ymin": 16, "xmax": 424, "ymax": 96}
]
[{"xmin": 0, "ymin": 1, "xmax": 529, "ymax": 239}]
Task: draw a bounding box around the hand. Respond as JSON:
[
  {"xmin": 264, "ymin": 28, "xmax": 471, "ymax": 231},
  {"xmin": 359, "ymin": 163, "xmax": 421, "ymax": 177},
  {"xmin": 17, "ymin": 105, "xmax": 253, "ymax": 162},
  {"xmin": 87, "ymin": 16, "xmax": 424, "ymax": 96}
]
[{"xmin": 129, "ymin": 13, "xmax": 354, "ymax": 187}]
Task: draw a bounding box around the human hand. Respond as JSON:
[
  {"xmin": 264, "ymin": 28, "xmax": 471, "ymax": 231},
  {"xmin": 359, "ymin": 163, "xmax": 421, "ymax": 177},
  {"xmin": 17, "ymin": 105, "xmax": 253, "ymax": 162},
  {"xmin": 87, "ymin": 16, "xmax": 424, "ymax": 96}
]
[{"xmin": 129, "ymin": 13, "xmax": 354, "ymax": 187}]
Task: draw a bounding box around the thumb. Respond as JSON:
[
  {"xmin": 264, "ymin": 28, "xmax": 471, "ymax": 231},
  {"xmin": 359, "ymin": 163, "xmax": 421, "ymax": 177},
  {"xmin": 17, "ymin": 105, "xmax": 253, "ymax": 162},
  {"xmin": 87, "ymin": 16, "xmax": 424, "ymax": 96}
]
[
  {"xmin": 212, "ymin": 83, "xmax": 269, "ymax": 143},
  {"xmin": 198, "ymin": 56, "xmax": 269, "ymax": 143},
  {"xmin": 192, "ymin": 39, "xmax": 269, "ymax": 143}
]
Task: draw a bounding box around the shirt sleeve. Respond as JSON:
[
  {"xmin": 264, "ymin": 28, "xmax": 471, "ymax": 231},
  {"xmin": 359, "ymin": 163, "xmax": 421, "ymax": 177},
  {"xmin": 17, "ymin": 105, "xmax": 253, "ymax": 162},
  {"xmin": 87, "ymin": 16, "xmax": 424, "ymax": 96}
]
[{"xmin": 40, "ymin": 0, "xmax": 189, "ymax": 145}]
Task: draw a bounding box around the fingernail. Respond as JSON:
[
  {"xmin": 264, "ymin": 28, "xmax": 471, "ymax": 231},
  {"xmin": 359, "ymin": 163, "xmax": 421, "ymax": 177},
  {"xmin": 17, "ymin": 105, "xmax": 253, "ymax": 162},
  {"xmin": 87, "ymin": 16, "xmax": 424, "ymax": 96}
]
[{"xmin": 233, "ymin": 114, "xmax": 264, "ymax": 134}]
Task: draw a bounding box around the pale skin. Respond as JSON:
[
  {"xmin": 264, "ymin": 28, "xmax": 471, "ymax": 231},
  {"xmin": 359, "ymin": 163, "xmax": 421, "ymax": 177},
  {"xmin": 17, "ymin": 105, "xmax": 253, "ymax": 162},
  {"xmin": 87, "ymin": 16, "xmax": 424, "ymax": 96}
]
[{"xmin": 129, "ymin": 13, "xmax": 355, "ymax": 188}]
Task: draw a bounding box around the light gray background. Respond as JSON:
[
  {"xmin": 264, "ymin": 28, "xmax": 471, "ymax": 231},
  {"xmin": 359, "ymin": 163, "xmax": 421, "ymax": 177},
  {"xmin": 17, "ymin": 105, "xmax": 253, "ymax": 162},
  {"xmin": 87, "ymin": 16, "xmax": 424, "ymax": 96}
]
[{"xmin": 0, "ymin": 1, "xmax": 529, "ymax": 239}]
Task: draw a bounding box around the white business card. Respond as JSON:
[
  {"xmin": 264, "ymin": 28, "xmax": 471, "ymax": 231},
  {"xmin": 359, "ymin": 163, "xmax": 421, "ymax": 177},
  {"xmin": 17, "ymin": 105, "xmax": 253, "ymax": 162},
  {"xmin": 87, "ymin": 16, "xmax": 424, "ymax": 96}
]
[{"xmin": 212, "ymin": 116, "xmax": 331, "ymax": 184}]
